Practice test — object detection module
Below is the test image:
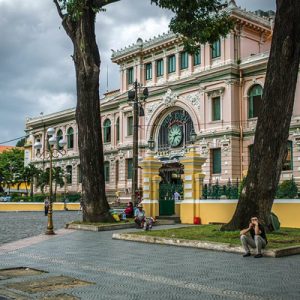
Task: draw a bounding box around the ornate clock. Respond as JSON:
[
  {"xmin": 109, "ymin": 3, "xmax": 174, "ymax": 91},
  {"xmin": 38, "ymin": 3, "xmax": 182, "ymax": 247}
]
[{"xmin": 168, "ymin": 124, "xmax": 183, "ymax": 147}]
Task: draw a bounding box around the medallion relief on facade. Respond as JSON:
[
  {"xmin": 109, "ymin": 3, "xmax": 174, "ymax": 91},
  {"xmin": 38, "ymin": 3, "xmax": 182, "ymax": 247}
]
[{"xmin": 180, "ymin": 92, "xmax": 201, "ymax": 110}]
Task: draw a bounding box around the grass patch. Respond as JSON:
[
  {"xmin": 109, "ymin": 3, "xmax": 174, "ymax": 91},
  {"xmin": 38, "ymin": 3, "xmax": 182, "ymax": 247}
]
[{"xmin": 133, "ymin": 225, "xmax": 300, "ymax": 249}]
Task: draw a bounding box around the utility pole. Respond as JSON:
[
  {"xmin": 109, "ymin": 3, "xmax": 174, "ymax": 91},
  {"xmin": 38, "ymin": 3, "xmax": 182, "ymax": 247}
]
[
  {"xmin": 128, "ymin": 80, "xmax": 148, "ymax": 206},
  {"xmin": 132, "ymin": 80, "xmax": 139, "ymax": 205}
]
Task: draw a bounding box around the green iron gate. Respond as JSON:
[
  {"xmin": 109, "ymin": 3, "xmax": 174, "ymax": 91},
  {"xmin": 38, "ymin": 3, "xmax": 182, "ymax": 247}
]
[{"xmin": 159, "ymin": 183, "xmax": 183, "ymax": 216}]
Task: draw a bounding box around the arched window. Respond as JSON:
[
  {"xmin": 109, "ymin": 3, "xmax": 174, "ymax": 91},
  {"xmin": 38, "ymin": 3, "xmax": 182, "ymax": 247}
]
[
  {"xmin": 103, "ymin": 119, "xmax": 111, "ymax": 143},
  {"xmin": 56, "ymin": 129, "xmax": 63, "ymax": 150},
  {"xmin": 248, "ymin": 85, "xmax": 263, "ymax": 118},
  {"xmin": 67, "ymin": 127, "xmax": 74, "ymax": 149},
  {"xmin": 116, "ymin": 118, "xmax": 120, "ymax": 142},
  {"xmin": 104, "ymin": 161, "xmax": 110, "ymax": 182},
  {"xmin": 66, "ymin": 165, "xmax": 72, "ymax": 184}
]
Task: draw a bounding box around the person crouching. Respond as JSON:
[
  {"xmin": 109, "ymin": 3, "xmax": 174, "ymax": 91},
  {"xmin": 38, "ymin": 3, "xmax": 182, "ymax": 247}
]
[{"xmin": 240, "ymin": 216, "xmax": 268, "ymax": 258}]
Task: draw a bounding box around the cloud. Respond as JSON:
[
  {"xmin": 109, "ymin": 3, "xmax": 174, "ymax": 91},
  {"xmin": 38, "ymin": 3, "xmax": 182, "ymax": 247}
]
[{"xmin": 0, "ymin": 0, "xmax": 275, "ymax": 145}]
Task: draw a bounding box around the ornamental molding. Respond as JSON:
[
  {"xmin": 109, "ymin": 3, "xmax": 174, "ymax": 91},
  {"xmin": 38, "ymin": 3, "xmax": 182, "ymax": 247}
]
[
  {"xmin": 206, "ymin": 87, "xmax": 225, "ymax": 98},
  {"xmin": 145, "ymin": 102, "xmax": 160, "ymax": 123},
  {"xmin": 181, "ymin": 92, "xmax": 201, "ymax": 110},
  {"xmin": 162, "ymin": 88, "xmax": 178, "ymax": 108}
]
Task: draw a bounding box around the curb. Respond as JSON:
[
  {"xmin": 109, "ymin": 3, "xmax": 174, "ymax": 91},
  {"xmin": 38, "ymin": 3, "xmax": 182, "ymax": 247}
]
[
  {"xmin": 66, "ymin": 223, "xmax": 136, "ymax": 231},
  {"xmin": 65, "ymin": 220, "xmax": 175, "ymax": 231},
  {"xmin": 112, "ymin": 233, "xmax": 300, "ymax": 258}
]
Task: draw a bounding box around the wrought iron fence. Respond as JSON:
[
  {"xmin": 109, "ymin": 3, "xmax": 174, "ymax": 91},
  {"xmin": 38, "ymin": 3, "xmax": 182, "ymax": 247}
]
[{"xmin": 202, "ymin": 178, "xmax": 240, "ymax": 199}]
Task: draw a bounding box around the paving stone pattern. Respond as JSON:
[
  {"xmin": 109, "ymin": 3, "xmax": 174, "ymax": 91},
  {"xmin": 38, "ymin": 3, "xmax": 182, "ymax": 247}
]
[
  {"xmin": 0, "ymin": 211, "xmax": 80, "ymax": 245},
  {"xmin": 0, "ymin": 227, "xmax": 300, "ymax": 299}
]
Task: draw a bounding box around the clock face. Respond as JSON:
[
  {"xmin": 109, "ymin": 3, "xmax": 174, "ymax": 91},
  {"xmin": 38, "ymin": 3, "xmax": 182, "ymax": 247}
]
[{"xmin": 168, "ymin": 124, "xmax": 183, "ymax": 147}]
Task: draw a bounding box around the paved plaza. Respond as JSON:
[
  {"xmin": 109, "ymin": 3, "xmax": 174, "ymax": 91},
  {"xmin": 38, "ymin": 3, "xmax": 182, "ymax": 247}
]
[
  {"xmin": 0, "ymin": 211, "xmax": 80, "ymax": 245},
  {"xmin": 0, "ymin": 224, "xmax": 300, "ymax": 299}
]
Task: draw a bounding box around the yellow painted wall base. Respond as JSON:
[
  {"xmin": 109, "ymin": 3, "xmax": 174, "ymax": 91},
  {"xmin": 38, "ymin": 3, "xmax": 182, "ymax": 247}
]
[{"xmin": 0, "ymin": 203, "xmax": 80, "ymax": 211}]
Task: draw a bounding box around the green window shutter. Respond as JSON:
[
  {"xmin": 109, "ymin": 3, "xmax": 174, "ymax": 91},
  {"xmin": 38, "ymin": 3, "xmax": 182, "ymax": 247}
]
[
  {"xmin": 212, "ymin": 40, "xmax": 221, "ymax": 58},
  {"xmin": 156, "ymin": 59, "xmax": 164, "ymax": 77},
  {"xmin": 127, "ymin": 159, "xmax": 133, "ymax": 179},
  {"xmin": 127, "ymin": 67, "xmax": 133, "ymax": 84},
  {"xmin": 66, "ymin": 165, "xmax": 72, "ymax": 184},
  {"xmin": 180, "ymin": 52, "xmax": 188, "ymax": 69},
  {"xmin": 127, "ymin": 116, "xmax": 133, "ymax": 136},
  {"xmin": 104, "ymin": 161, "xmax": 110, "ymax": 182},
  {"xmin": 103, "ymin": 119, "xmax": 111, "ymax": 143},
  {"xmin": 212, "ymin": 148, "xmax": 221, "ymax": 174},
  {"xmin": 212, "ymin": 97, "xmax": 221, "ymax": 121},
  {"xmin": 67, "ymin": 127, "xmax": 74, "ymax": 149},
  {"xmin": 193, "ymin": 52, "xmax": 201, "ymax": 66},
  {"xmin": 168, "ymin": 55, "xmax": 176, "ymax": 73},
  {"xmin": 145, "ymin": 63, "xmax": 152, "ymax": 80},
  {"xmin": 116, "ymin": 118, "xmax": 120, "ymax": 142},
  {"xmin": 248, "ymin": 85, "xmax": 262, "ymax": 118}
]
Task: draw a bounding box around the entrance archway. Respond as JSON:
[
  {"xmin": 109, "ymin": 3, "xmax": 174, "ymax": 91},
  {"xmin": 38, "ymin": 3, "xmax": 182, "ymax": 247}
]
[{"xmin": 159, "ymin": 162, "xmax": 183, "ymax": 216}]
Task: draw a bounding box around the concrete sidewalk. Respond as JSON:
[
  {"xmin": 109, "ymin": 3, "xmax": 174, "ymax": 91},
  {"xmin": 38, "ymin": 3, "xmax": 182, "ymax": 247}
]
[{"xmin": 0, "ymin": 226, "xmax": 300, "ymax": 299}]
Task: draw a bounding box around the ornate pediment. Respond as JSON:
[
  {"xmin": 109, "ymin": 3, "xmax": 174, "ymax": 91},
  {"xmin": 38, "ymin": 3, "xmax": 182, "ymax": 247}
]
[{"xmin": 162, "ymin": 89, "xmax": 178, "ymax": 107}]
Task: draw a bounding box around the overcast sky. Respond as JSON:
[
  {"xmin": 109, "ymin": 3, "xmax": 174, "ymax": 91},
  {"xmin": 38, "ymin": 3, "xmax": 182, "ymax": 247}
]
[{"xmin": 0, "ymin": 0, "xmax": 275, "ymax": 145}]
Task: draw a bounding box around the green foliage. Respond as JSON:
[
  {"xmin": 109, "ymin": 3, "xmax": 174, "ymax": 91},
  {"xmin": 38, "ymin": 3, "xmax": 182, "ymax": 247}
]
[
  {"xmin": 0, "ymin": 148, "xmax": 25, "ymax": 189},
  {"xmin": 16, "ymin": 138, "xmax": 26, "ymax": 147},
  {"xmin": 151, "ymin": 0, "xmax": 234, "ymax": 53},
  {"xmin": 276, "ymin": 178, "xmax": 298, "ymax": 199},
  {"xmin": 58, "ymin": 0, "xmax": 105, "ymax": 21}
]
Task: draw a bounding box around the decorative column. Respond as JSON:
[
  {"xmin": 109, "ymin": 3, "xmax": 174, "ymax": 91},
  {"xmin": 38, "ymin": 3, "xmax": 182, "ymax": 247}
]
[
  {"xmin": 180, "ymin": 147, "xmax": 206, "ymax": 224},
  {"xmin": 139, "ymin": 151, "xmax": 162, "ymax": 218}
]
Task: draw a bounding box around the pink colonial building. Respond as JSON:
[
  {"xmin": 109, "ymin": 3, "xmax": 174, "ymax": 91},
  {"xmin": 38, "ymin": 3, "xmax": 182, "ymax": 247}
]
[{"xmin": 25, "ymin": 1, "xmax": 300, "ymax": 204}]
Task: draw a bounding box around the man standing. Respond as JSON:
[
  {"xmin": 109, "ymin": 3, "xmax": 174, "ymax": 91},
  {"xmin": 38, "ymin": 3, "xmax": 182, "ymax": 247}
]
[
  {"xmin": 173, "ymin": 191, "xmax": 181, "ymax": 202},
  {"xmin": 240, "ymin": 217, "xmax": 268, "ymax": 258}
]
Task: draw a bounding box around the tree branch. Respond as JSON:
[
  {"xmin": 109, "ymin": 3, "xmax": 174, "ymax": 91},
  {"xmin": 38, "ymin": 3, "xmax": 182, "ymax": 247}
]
[
  {"xmin": 93, "ymin": 0, "xmax": 121, "ymax": 8},
  {"xmin": 53, "ymin": 0, "xmax": 64, "ymax": 19}
]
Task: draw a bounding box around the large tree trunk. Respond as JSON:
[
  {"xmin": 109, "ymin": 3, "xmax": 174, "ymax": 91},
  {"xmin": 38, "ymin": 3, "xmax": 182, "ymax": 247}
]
[
  {"xmin": 58, "ymin": 2, "xmax": 113, "ymax": 222},
  {"xmin": 222, "ymin": 0, "xmax": 300, "ymax": 230}
]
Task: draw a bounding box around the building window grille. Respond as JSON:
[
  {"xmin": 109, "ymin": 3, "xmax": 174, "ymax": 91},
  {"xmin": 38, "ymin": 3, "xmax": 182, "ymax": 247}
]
[
  {"xmin": 127, "ymin": 67, "xmax": 134, "ymax": 84},
  {"xmin": 212, "ymin": 96, "xmax": 221, "ymax": 121},
  {"xmin": 103, "ymin": 119, "xmax": 111, "ymax": 143},
  {"xmin": 145, "ymin": 63, "xmax": 152, "ymax": 80},
  {"xmin": 156, "ymin": 59, "xmax": 164, "ymax": 77},
  {"xmin": 248, "ymin": 85, "xmax": 263, "ymax": 118},
  {"xmin": 168, "ymin": 55, "xmax": 176, "ymax": 73},
  {"xmin": 67, "ymin": 127, "xmax": 74, "ymax": 149},
  {"xmin": 66, "ymin": 165, "xmax": 72, "ymax": 184},
  {"xmin": 211, "ymin": 39, "xmax": 221, "ymax": 58},
  {"xmin": 283, "ymin": 141, "xmax": 293, "ymax": 171},
  {"xmin": 115, "ymin": 160, "xmax": 119, "ymax": 184},
  {"xmin": 104, "ymin": 161, "xmax": 110, "ymax": 182},
  {"xmin": 77, "ymin": 165, "xmax": 82, "ymax": 184},
  {"xmin": 127, "ymin": 116, "xmax": 133, "ymax": 136},
  {"xmin": 180, "ymin": 51, "xmax": 189, "ymax": 69},
  {"xmin": 193, "ymin": 51, "xmax": 201, "ymax": 66},
  {"xmin": 212, "ymin": 148, "xmax": 221, "ymax": 174},
  {"xmin": 127, "ymin": 158, "xmax": 133, "ymax": 179},
  {"xmin": 116, "ymin": 118, "xmax": 120, "ymax": 142}
]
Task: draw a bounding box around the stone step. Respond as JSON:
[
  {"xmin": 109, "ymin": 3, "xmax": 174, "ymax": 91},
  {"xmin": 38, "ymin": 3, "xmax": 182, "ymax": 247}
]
[{"xmin": 156, "ymin": 216, "xmax": 181, "ymax": 224}]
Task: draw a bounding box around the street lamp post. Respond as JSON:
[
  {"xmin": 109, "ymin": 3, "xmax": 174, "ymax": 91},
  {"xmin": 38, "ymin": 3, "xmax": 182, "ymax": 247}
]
[
  {"xmin": 128, "ymin": 80, "xmax": 148, "ymax": 205},
  {"xmin": 34, "ymin": 127, "xmax": 67, "ymax": 235}
]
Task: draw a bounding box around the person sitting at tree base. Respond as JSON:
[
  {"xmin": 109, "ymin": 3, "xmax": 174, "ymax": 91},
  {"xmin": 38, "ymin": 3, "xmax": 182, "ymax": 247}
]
[
  {"xmin": 134, "ymin": 204, "xmax": 146, "ymax": 228},
  {"xmin": 240, "ymin": 216, "xmax": 268, "ymax": 258}
]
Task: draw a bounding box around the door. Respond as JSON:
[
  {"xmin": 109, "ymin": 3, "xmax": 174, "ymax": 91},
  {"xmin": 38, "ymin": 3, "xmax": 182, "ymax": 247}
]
[{"xmin": 159, "ymin": 163, "xmax": 183, "ymax": 216}]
